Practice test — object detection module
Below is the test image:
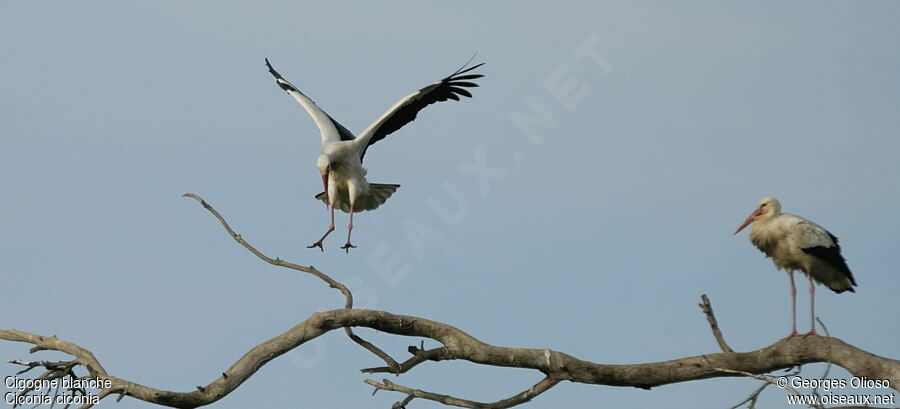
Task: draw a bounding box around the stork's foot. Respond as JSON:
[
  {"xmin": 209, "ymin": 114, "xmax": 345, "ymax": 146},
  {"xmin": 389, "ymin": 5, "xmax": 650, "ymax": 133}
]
[
  {"xmin": 341, "ymin": 242, "xmax": 357, "ymax": 253},
  {"xmin": 780, "ymin": 331, "xmax": 800, "ymax": 341},
  {"xmin": 307, "ymin": 241, "xmax": 325, "ymax": 252},
  {"xmin": 801, "ymin": 329, "xmax": 819, "ymax": 337}
]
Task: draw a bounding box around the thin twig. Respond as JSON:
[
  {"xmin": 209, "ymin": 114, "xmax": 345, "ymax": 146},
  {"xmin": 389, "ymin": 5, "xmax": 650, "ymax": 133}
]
[
  {"xmin": 362, "ymin": 347, "xmax": 450, "ymax": 374},
  {"xmin": 714, "ymin": 368, "xmax": 823, "ymax": 409},
  {"xmin": 366, "ymin": 375, "xmax": 561, "ymax": 409},
  {"xmin": 811, "ymin": 317, "xmax": 833, "ymax": 399},
  {"xmin": 728, "ymin": 381, "xmax": 771, "ymax": 409},
  {"xmin": 699, "ymin": 294, "xmax": 734, "ymax": 353},
  {"xmin": 392, "ymin": 394, "xmax": 415, "ymax": 409},
  {"xmin": 181, "ymin": 193, "xmax": 401, "ymax": 373}
]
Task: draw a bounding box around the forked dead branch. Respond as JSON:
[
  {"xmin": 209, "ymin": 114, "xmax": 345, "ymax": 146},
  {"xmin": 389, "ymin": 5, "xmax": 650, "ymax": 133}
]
[{"xmin": 2, "ymin": 194, "xmax": 898, "ymax": 409}]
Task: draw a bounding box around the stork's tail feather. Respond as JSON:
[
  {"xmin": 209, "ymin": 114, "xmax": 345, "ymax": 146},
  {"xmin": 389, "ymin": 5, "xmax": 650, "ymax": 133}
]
[
  {"xmin": 365, "ymin": 183, "xmax": 401, "ymax": 209},
  {"xmin": 314, "ymin": 184, "xmax": 400, "ymax": 213},
  {"xmin": 803, "ymin": 245, "xmax": 857, "ymax": 294},
  {"xmin": 826, "ymin": 277, "xmax": 856, "ymax": 294}
]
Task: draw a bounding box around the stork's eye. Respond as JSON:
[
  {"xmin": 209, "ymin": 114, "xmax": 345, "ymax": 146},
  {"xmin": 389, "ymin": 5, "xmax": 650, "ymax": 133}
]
[{"xmin": 760, "ymin": 203, "xmax": 767, "ymax": 208}]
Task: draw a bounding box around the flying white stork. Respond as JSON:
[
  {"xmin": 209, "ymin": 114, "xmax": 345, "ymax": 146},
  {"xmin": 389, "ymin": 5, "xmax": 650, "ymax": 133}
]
[
  {"xmin": 265, "ymin": 58, "xmax": 484, "ymax": 252},
  {"xmin": 734, "ymin": 197, "xmax": 857, "ymax": 338}
]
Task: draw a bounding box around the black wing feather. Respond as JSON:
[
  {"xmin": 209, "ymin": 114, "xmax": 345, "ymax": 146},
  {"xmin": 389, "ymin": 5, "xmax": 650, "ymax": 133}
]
[
  {"xmin": 450, "ymin": 74, "xmax": 484, "ymax": 81},
  {"xmin": 360, "ymin": 61, "xmax": 484, "ymax": 160},
  {"xmin": 448, "ymin": 87, "xmax": 473, "ymax": 98},
  {"xmin": 331, "ymin": 118, "xmax": 356, "ymax": 142},
  {"xmin": 801, "ymin": 232, "xmax": 858, "ymax": 287}
]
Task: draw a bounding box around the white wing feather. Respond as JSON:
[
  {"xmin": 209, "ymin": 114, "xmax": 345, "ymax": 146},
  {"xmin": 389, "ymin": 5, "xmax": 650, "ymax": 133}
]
[
  {"xmin": 275, "ymin": 78, "xmax": 341, "ymax": 144},
  {"xmin": 782, "ymin": 214, "xmax": 836, "ymax": 248},
  {"xmin": 266, "ymin": 59, "xmax": 342, "ymax": 144}
]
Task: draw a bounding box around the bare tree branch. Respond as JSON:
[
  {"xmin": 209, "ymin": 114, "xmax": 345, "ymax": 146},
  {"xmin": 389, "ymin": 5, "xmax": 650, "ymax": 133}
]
[
  {"xmin": 180, "ymin": 193, "xmax": 401, "ymax": 373},
  {"xmin": 714, "ymin": 368, "xmax": 823, "ymax": 409},
  {"xmin": 365, "ymin": 375, "xmax": 561, "ymax": 409},
  {"xmin": 727, "ymin": 318, "xmax": 837, "ymax": 409},
  {"xmin": 729, "ymin": 381, "xmax": 773, "ymax": 409},
  {"xmin": 4, "ymin": 307, "xmax": 898, "ymax": 408},
  {"xmin": 362, "ymin": 347, "xmax": 451, "ymax": 374},
  {"xmin": 3, "ymin": 195, "xmax": 897, "ymax": 409},
  {"xmin": 699, "ymin": 294, "xmax": 734, "ymax": 353},
  {"xmin": 392, "ymin": 394, "xmax": 415, "ymax": 409}
]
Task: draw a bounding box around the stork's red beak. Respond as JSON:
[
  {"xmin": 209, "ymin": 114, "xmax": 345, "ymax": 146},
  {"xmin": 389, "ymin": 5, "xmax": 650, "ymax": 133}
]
[
  {"xmin": 734, "ymin": 208, "xmax": 761, "ymax": 235},
  {"xmin": 322, "ymin": 173, "xmax": 329, "ymax": 203}
]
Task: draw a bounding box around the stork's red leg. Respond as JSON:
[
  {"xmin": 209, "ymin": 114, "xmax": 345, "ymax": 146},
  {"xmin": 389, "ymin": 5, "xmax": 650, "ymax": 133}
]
[
  {"xmin": 803, "ymin": 276, "xmax": 819, "ymax": 336},
  {"xmin": 341, "ymin": 203, "xmax": 357, "ymax": 253},
  {"xmin": 308, "ymin": 203, "xmax": 335, "ymax": 251},
  {"xmin": 782, "ymin": 271, "xmax": 799, "ymax": 340}
]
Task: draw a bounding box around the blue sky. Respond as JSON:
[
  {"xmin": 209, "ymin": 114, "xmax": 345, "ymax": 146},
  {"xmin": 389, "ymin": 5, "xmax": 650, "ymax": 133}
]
[{"xmin": 2, "ymin": 1, "xmax": 898, "ymax": 408}]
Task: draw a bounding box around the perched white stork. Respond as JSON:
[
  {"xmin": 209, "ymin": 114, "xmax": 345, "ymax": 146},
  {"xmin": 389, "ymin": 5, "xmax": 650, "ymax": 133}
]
[
  {"xmin": 734, "ymin": 197, "xmax": 857, "ymax": 338},
  {"xmin": 265, "ymin": 58, "xmax": 484, "ymax": 252}
]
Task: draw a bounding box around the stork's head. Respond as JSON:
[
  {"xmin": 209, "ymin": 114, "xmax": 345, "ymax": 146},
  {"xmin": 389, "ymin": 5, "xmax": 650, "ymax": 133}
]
[
  {"xmin": 734, "ymin": 196, "xmax": 781, "ymax": 234},
  {"xmin": 316, "ymin": 154, "xmax": 331, "ymax": 176}
]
